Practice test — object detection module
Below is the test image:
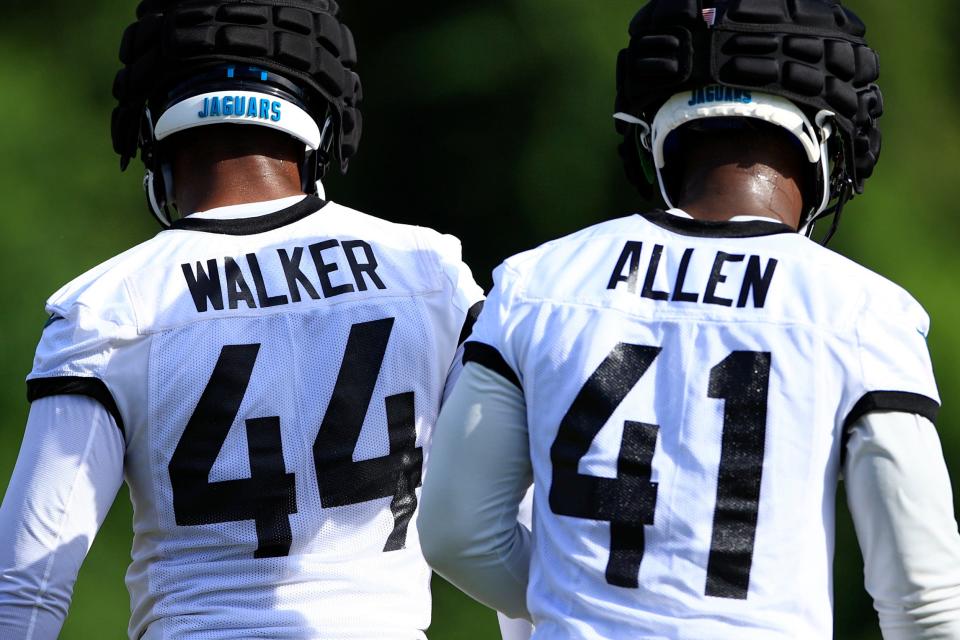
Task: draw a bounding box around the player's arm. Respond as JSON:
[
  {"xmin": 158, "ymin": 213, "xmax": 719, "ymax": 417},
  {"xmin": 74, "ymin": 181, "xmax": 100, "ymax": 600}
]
[
  {"xmin": 418, "ymin": 359, "xmax": 533, "ymax": 621},
  {"xmin": 0, "ymin": 395, "xmax": 124, "ymax": 639},
  {"xmin": 844, "ymin": 288, "xmax": 960, "ymax": 637},
  {"xmin": 845, "ymin": 410, "xmax": 960, "ymax": 639},
  {"xmin": 496, "ymin": 489, "xmax": 535, "ymax": 640}
]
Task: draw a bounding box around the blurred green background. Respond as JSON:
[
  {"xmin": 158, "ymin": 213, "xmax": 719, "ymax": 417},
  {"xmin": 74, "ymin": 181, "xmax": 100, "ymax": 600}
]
[{"xmin": 1, "ymin": 1, "xmax": 957, "ymax": 638}]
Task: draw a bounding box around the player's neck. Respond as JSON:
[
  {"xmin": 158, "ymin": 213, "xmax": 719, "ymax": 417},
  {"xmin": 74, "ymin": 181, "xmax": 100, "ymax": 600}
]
[
  {"xmin": 674, "ymin": 134, "xmax": 805, "ymax": 228},
  {"xmin": 676, "ymin": 163, "xmax": 803, "ymax": 228},
  {"xmin": 173, "ymin": 153, "xmax": 304, "ymax": 215}
]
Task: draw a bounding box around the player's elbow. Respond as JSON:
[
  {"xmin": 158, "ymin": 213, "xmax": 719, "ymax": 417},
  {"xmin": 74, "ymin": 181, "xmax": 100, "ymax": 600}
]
[
  {"xmin": 0, "ymin": 571, "xmax": 72, "ymax": 635},
  {"xmin": 417, "ymin": 490, "xmax": 472, "ymax": 575},
  {"xmin": 418, "ymin": 525, "xmax": 458, "ymax": 577},
  {"xmin": 417, "ymin": 433, "xmax": 491, "ymax": 575},
  {"xmin": 875, "ymin": 584, "xmax": 960, "ymax": 638}
]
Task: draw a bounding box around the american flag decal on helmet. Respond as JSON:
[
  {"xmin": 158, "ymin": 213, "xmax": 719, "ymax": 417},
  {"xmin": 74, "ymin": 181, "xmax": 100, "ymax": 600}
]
[{"xmin": 702, "ymin": 8, "xmax": 717, "ymax": 27}]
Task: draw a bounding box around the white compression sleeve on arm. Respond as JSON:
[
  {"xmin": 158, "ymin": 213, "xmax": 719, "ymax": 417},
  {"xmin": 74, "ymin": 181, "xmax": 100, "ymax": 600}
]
[
  {"xmin": 845, "ymin": 411, "xmax": 960, "ymax": 640},
  {"xmin": 497, "ymin": 490, "xmax": 535, "ymax": 639},
  {"xmin": 0, "ymin": 395, "xmax": 125, "ymax": 640},
  {"xmin": 419, "ymin": 362, "xmax": 533, "ymax": 621}
]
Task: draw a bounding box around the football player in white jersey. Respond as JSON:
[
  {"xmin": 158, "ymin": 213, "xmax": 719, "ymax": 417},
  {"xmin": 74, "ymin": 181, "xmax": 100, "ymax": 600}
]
[
  {"xmin": 0, "ymin": 1, "xmax": 484, "ymax": 639},
  {"xmin": 420, "ymin": 1, "xmax": 960, "ymax": 638}
]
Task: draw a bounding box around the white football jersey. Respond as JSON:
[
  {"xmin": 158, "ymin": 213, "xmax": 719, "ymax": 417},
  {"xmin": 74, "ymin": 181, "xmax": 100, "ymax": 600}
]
[
  {"xmin": 466, "ymin": 210, "xmax": 940, "ymax": 639},
  {"xmin": 27, "ymin": 196, "xmax": 483, "ymax": 640}
]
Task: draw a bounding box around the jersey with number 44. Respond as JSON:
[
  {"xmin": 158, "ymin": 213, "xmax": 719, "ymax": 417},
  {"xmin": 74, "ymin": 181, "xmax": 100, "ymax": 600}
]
[
  {"xmin": 466, "ymin": 210, "xmax": 939, "ymax": 639},
  {"xmin": 27, "ymin": 197, "xmax": 482, "ymax": 640}
]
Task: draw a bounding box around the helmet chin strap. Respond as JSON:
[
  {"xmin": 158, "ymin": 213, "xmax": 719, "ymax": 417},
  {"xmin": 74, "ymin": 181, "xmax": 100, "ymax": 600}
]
[
  {"xmin": 144, "ymin": 169, "xmax": 174, "ymax": 228},
  {"xmin": 140, "ymin": 106, "xmax": 175, "ymax": 228},
  {"xmin": 615, "ymin": 113, "xmax": 676, "ymax": 208},
  {"xmin": 801, "ymin": 177, "xmax": 853, "ymax": 245},
  {"xmin": 300, "ymin": 114, "xmax": 334, "ymax": 198},
  {"xmin": 161, "ymin": 162, "xmax": 176, "ymax": 208},
  {"xmin": 655, "ymin": 159, "xmax": 675, "ymax": 210},
  {"xmin": 800, "ymin": 111, "xmax": 857, "ymax": 245}
]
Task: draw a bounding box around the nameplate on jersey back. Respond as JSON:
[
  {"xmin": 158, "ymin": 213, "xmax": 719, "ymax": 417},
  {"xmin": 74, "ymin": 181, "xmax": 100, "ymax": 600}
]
[
  {"xmin": 180, "ymin": 239, "xmax": 387, "ymax": 313},
  {"xmin": 607, "ymin": 240, "xmax": 778, "ymax": 309}
]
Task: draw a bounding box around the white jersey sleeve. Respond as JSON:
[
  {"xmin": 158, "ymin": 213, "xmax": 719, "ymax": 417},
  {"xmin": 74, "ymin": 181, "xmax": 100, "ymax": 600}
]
[
  {"xmin": 0, "ymin": 396, "xmax": 124, "ymax": 640},
  {"xmin": 422, "ymin": 229, "xmax": 485, "ymax": 399},
  {"xmin": 27, "ymin": 256, "xmax": 139, "ymax": 428},
  {"xmin": 426, "ymin": 230, "xmax": 484, "ymax": 326},
  {"xmin": 460, "ymin": 262, "xmax": 525, "ymax": 389},
  {"xmin": 840, "ymin": 285, "xmax": 940, "ymax": 434}
]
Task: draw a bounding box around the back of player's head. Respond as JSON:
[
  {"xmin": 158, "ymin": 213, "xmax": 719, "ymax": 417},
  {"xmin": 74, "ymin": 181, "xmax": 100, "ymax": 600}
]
[
  {"xmin": 111, "ymin": 0, "xmax": 362, "ymax": 226},
  {"xmin": 614, "ymin": 0, "xmax": 883, "ymax": 238}
]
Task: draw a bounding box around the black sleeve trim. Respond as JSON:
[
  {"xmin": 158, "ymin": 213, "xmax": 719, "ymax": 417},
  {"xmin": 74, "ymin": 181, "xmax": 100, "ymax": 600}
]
[
  {"xmin": 458, "ymin": 301, "xmax": 485, "ymax": 347},
  {"xmin": 841, "ymin": 391, "xmax": 940, "ymax": 462},
  {"xmin": 843, "ymin": 391, "xmax": 940, "ymax": 431},
  {"xmin": 27, "ymin": 377, "xmax": 126, "ymax": 436},
  {"xmin": 463, "ymin": 342, "xmax": 522, "ymax": 390}
]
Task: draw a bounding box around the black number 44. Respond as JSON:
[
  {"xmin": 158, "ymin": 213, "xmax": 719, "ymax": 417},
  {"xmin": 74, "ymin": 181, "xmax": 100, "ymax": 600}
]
[
  {"xmin": 549, "ymin": 344, "xmax": 770, "ymax": 600},
  {"xmin": 169, "ymin": 318, "xmax": 423, "ymax": 558}
]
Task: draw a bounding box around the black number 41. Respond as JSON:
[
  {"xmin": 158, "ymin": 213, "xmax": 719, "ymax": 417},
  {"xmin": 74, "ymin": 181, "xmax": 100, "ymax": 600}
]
[
  {"xmin": 549, "ymin": 344, "xmax": 770, "ymax": 600},
  {"xmin": 169, "ymin": 318, "xmax": 423, "ymax": 558}
]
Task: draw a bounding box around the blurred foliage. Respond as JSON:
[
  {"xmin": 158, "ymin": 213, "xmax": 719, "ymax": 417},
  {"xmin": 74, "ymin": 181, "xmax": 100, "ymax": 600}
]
[{"xmin": 0, "ymin": 1, "xmax": 957, "ymax": 639}]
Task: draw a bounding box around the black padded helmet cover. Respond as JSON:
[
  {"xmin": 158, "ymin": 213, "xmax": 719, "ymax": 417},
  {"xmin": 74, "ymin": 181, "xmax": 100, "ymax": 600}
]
[
  {"xmin": 615, "ymin": 0, "xmax": 882, "ymax": 199},
  {"xmin": 112, "ymin": 0, "xmax": 361, "ymax": 174}
]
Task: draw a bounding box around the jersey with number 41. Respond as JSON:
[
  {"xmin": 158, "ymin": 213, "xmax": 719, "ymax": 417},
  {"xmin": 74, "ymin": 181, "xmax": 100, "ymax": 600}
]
[
  {"xmin": 27, "ymin": 197, "xmax": 482, "ymax": 640},
  {"xmin": 466, "ymin": 210, "xmax": 940, "ymax": 639}
]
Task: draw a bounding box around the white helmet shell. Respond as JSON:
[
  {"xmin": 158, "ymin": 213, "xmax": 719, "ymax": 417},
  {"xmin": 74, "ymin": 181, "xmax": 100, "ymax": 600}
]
[
  {"xmin": 616, "ymin": 86, "xmax": 835, "ymax": 219},
  {"xmin": 154, "ymin": 90, "xmax": 322, "ymax": 150}
]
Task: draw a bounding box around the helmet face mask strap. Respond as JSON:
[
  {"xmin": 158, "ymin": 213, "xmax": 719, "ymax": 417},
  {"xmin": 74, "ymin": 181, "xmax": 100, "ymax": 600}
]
[
  {"xmin": 305, "ymin": 112, "xmax": 336, "ymax": 196},
  {"xmin": 803, "ymin": 151, "xmax": 856, "ymax": 244},
  {"xmin": 143, "ymin": 170, "xmax": 169, "ymax": 227},
  {"xmin": 137, "ymin": 106, "xmax": 173, "ymax": 227}
]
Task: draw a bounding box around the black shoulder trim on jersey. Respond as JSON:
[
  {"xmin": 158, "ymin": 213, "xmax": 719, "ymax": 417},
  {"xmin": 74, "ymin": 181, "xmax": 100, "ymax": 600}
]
[
  {"xmin": 169, "ymin": 196, "xmax": 329, "ymax": 236},
  {"xmin": 27, "ymin": 377, "xmax": 126, "ymax": 436},
  {"xmin": 463, "ymin": 342, "xmax": 521, "ymax": 390},
  {"xmin": 841, "ymin": 391, "xmax": 940, "ymax": 463},
  {"xmin": 458, "ymin": 301, "xmax": 485, "ymax": 347},
  {"xmin": 639, "ymin": 210, "xmax": 796, "ymax": 239}
]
